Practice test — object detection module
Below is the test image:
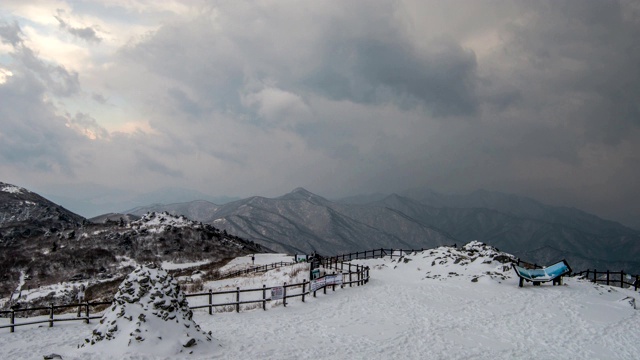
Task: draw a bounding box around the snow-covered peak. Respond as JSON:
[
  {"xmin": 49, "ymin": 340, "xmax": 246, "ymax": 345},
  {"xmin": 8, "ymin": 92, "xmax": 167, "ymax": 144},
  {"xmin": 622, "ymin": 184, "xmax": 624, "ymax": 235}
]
[
  {"xmin": 131, "ymin": 212, "xmax": 197, "ymax": 233},
  {"xmin": 82, "ymin": 264, "xmax": 214, "ymax": 356},
  {"xmin": 0, "ymin": 184, "xmax": 25, "ymax": 194}
]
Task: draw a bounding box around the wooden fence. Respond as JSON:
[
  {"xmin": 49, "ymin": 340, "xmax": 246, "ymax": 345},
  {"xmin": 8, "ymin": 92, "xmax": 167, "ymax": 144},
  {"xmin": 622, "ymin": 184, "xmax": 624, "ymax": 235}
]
[
  {"xmin": 0, "ymin": 301, "xmax": 111, "ymax": 333},
  {"xmin": 0, "ymin": 261, "xmax": 369, "ymax": 333},
  {"xmin": 572, "ymin": 269, "xmax": 639, "ymax": 291},
  {"xmin": 216, "ymin": 261, "xmax": 296, "ymax": 280},
  {"xmin": 187, "ymin": 262, "xmax": 369, "ymax": 314},
  {"xmin": 328, "ymin": 246, "xmax": 454, "ymax": 263}
]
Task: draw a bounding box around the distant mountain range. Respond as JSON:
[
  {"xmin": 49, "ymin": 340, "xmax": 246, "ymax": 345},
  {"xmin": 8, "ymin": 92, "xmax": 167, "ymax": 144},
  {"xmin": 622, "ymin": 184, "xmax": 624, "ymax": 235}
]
[
  {"xmin": 39, "ymin": 183, "xmax": 239, "ymax": 218},
  {"xmin": 128, "ymin": 187, "xmax": 640, "ymax": 273},
  {"xmin": 2, "ymin": 180, "xmax": 640, "ymax": 282}
]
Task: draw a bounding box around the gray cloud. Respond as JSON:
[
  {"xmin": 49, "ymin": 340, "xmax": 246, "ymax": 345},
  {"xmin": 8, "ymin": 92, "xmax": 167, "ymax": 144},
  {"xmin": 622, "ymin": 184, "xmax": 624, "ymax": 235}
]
[
  {"xmin": 54, "ymin": 9, "xmax": 102, "ymax": 43},
  {"xmin": 134, "ymin": 151, "xmax": 183, "ymax": 179},
  {"xmin": 0, "ymin": 62, "xmax": 77, "ymax": 172},
  {"xmin": 9, "ymin": 45, "xmax": 80, "ymax": 96},
  {"xmin": 0, "ymin": 20, "xmax": 23, "ymax": 46},
  {"xmin": 2, "ymin": 1, "xmax": 640, "ymax": 229},
  {"xmin": 0, "ymin": 21, "xmax": 88, "ymax": 174},
  {"xmin": 305, "ymin": 36, "xmax": 478, "ymax": 116},
  {"xmin": 91, "ymin": 92, "xmax": 107, "ymax": 104}
]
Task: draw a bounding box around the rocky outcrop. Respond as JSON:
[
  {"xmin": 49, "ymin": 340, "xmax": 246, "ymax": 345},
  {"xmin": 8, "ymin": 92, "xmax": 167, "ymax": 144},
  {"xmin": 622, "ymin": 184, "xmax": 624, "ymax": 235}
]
[{"xmin": 85, "ymin": 264, "xmax": 213, "ymax": 356}]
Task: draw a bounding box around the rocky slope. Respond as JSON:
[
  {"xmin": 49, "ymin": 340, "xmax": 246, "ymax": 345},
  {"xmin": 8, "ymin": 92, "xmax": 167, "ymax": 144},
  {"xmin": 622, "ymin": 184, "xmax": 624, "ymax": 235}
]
[
  {"xmin": 0, "ymin": 182, "xmax": 269, "ymax": 309},
  {"xmin": 0, "ymin": 182, "xmax": 84, "ymax": 240}
]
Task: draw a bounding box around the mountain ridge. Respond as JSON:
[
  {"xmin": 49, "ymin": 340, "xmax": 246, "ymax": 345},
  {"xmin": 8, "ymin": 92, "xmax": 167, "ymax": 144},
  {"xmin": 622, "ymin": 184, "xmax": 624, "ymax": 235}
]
[{"xmin": 128, "ymin": 187, "xmax": 640, "ymax": 273}]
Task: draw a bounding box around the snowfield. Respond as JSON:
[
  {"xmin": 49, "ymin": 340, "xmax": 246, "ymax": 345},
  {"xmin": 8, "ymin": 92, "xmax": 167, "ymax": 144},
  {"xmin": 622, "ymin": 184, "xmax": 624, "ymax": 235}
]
[{"xmin": 1, "ymin": 243, "xmax": 638, "ymax": 359}]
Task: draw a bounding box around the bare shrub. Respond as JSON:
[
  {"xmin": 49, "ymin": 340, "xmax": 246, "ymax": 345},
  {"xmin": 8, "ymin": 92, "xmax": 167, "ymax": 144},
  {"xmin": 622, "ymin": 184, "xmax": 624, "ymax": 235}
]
[
  {"xmin": 214, "ymin": 305, "xmax": 236, "ymax": 313},
  {"xmin": 185, "ymin": 279, "xmax": 204, "ymax": 293},
  {"xmin": 289, "ymin": 264, "xmax": 308, "ymax": 279},
  {"xmin": 241, "ymin": 303, "xmax": 262, "ymax": 311}
]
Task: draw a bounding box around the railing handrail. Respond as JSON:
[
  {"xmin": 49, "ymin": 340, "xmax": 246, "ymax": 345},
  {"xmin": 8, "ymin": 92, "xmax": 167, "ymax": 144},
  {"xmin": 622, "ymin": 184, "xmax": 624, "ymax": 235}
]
[
  {"xmin": 216, "ymin": 261, "xmax": 298, "ymax": 280},
  {"xmin": 1, "ymin": 259, "xmax": 371, "ymax": 333},
  {"xmin": 571, "ymin": 268, "xmax": 639, "ymax": 291}
]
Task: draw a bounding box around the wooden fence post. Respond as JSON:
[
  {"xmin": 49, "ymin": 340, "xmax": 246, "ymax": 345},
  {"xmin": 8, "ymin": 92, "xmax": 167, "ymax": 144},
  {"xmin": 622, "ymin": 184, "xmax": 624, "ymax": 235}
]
[
  {"xmin": 10, "ymin": 309, "xmax": 15, "ymax": 333},
  {"xmin": 635, "ymin": 275, "xmax": 639, "ymax": 291},
  {"xmin": 208, "ymin": 289, "xmax": 213, "ymax": 315},
  {"xmin": 262, "ymin": 285, "xmax": 267, "ymax": 311},
  {"xmin": 302, "ymin": 280, "xmax": 306, "ymax": 302},
  {"xmin": 332, "ymin": 273, "xmax": 336, "ymax": 291},
  {"xmin": 283, "ymin": 283, "xmax": 287, "ymax": 307},
  {"xmin": 349, "ymin": 271, "xmax": 352, "ymax": 288},
  {"xmin": 593, "ymin": 269, "xmax": 597, "ymax": 283},
  {"xmin": 236, "ymin": 287, "xmax": 240, "ymax": 313},
  {"xmin": 85, "ymin": 302, "xmax": 90, "ymax": 324},
  {"xmin": 606, "ymin": 270, "xmax": 610, "ymax": 285},
  {"xmin": 49, "ymin": 303, "xmax": 54, "ymax": 328},
  {"xmin": 620, "ymin": 271, "xmax": 624, "ymax": 288}
]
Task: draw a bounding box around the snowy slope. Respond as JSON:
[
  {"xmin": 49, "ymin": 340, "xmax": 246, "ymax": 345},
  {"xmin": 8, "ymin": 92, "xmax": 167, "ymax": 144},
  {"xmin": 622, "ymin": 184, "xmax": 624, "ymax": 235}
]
[{"xmin": 0, "ymin": 243, "xmax": 638, "ymax": 359}]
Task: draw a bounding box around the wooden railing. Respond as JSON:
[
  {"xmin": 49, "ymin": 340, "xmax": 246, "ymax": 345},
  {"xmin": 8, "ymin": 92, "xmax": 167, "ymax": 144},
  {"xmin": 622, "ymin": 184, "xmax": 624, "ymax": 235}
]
[
  {"xmin": 216, "ymin": 261, "xmax": 296, "ymax": 280},
  {"xmin": 0, "ymin": 301, "xmax": 111, "ymax": 333},
  {"xmin": 186, "ymin": 262, "xmax": 369, "ymax": 314},
  {"xmin": 0, "ymin": 261, "xmax": 370, "ymax": 333},
  {"xmin": 573, "ymin": 269, "xmax": 639, "ymax": 291},
  {"xmin": 328, "ymin": 246, "xmax": 454, "ymax": 263}
]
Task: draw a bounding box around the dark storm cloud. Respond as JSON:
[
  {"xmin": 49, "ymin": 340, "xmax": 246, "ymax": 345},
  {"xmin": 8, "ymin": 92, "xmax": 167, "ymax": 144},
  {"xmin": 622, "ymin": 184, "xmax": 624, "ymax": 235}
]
[
  {"xmin": 5, "ymin": 0, "xmax": 634, "ymax": 228},
  {"xmin": 306, "ymin": 36, "xmax": 478, "ymax": 116},
  {"xmin": 119, "ymin": 17, "xmax": 245, "ymax": 113},
  {"xmin": 505, "ymin": 0, "xmax": 640, "ymax": 146},
  {"xmin": 118, "ymin": 2, "xmax": 480, "ymax": 122}
]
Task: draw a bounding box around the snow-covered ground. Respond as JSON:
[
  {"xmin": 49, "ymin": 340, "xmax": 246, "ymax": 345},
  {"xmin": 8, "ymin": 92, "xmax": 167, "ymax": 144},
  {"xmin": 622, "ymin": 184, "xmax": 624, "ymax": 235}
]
[
  {"xmin": 1, "ymin": 243, "xmax": 638, "ymax": 359},
  {"xmin": 131, "ymin": 212, "xmax": 197, "ymax": 234},
  {"xmin": 0, "ymin": 185, "xmax": 24, "ymax": 194}
]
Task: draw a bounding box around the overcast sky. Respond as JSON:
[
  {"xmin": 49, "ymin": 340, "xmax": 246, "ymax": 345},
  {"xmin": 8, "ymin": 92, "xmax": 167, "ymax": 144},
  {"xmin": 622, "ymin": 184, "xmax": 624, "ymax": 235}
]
[{"xmin": 1, "ymin": 0, "xmax": 639, "ymax": 227}]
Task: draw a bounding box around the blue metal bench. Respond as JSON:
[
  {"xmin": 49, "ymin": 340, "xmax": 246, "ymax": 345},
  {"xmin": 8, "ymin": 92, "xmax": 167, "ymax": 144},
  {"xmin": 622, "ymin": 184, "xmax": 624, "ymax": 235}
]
[{"xmin": 512, "ymin": 260, "xmax": 572, "ymax": 287}]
